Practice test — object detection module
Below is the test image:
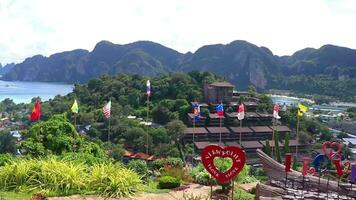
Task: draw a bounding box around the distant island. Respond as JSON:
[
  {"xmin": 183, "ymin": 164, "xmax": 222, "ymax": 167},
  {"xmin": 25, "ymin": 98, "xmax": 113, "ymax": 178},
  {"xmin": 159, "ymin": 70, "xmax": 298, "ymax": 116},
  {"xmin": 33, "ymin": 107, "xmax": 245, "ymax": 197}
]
[{"xmin": 2, "ymin": 40, "xmax": 356, "ymax": 101}]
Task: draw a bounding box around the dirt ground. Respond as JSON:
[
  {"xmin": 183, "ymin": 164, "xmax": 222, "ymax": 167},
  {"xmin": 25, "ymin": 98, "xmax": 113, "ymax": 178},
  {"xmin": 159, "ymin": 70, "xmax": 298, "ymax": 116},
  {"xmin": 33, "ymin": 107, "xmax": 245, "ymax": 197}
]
[{"xmin": 48, "ymin": 184, "xmax": 213, "ymax": 200}]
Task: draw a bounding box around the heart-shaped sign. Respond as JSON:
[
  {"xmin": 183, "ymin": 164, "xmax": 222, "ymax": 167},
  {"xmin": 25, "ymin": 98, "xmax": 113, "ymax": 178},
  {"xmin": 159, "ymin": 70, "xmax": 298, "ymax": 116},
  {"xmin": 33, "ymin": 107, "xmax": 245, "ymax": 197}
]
[
  {"xmin": 201, "ymin": 145, "xmax": 246, "ymax": 183},
  {"xmin": 322, "ymin": 141, "xmax": 342, "ymax": 159}
]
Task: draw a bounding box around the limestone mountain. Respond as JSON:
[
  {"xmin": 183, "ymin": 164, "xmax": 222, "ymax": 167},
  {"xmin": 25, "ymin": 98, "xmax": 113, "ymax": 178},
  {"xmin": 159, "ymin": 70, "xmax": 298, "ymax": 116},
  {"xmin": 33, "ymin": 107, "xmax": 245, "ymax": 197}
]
[{"xmin": 2, "ymin": 40, "xmax": 356, "ymax": 92}]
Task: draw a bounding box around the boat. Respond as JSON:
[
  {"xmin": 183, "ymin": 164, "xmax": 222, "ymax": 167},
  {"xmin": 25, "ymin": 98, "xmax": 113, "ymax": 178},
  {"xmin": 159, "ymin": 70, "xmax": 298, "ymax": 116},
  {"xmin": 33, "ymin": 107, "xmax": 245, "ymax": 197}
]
[{"xmin": 256, "ymin": 149, "xmax": 355, "ymax": 195}]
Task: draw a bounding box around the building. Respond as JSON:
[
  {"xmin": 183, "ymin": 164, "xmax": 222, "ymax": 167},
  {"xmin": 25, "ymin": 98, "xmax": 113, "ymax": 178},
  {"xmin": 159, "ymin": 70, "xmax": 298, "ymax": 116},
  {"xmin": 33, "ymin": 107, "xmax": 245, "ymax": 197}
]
[{"xmin": 204, "ymin": 82, "xmax": 234, "ymax": 104}]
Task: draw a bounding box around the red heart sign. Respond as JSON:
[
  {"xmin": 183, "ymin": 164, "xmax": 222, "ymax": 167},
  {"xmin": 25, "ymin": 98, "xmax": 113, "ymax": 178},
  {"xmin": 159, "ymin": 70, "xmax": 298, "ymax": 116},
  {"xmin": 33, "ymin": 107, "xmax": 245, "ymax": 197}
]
[
  {"xmin": 201, "ymin": 145, "xmax": 246, "ymax": 183},
  {"xmin": 322, "ymin": 141, "xmax": 342, "ymax": 159}
]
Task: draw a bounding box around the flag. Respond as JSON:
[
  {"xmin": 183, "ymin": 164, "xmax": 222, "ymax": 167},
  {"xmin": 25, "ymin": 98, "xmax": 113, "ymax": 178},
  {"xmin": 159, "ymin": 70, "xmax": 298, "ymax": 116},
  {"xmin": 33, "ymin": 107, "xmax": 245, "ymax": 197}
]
[
  {"xmin": 146, "ymin": 80, "xmax": 151, "ymax": 96},
  {"xmin": 284, "ymin": 153, "xmax": 292, "ymax": 172},
  {"xmin": 301, "ymin": 157, "xmax": 309, "ymax": 176},
  {"xmin": 237, "ymin": 103, "xmax": 245, "ymax": 120},
  {"xmin": 273, "ymin": 103, "xmax": 281, "ymax": 119},
  {"xmin": 102, "ymin": 100, "xmax": 111, "ymax": 118},
  {"xmin": 215, "ymin": 103, "xmax": 224, "ymax": 116},
  {"xmin": 71, "ymin": 99, "xmax": 79, "ymax": 114},
  {"xmin": 298, "ymin": 103, "xmax": 308, "ymax": 117},
  {"xmin": 30, "ymin": 98, "xmax": 41, "ymax": 121},
  {"xmin": 193, "ymin": 103, "xmax": 200, "ymax": 121}
]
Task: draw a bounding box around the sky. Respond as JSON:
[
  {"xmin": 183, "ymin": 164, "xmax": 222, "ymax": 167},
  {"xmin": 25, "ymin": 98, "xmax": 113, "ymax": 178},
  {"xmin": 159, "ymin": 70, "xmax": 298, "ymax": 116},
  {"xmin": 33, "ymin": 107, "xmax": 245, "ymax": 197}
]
[{"xmin": 1, "ymin": 0, "xmax": 356, "ymax": 64}]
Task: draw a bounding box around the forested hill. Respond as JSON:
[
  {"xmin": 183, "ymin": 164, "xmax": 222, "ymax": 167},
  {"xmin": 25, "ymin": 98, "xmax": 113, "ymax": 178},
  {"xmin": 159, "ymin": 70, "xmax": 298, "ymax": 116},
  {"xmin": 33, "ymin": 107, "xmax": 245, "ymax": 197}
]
[{"xmin": 3, "ymin": 40, "xmax": 356, "ymax": 98}]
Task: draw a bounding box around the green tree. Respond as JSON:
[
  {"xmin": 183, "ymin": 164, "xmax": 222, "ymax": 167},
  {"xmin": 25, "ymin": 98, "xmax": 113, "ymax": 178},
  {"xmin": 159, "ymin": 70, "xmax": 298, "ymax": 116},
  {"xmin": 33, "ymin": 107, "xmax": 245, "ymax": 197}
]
[
  {"xmin": 264, "ymin": 140, "xmax": 271, "ymax": 157},
  {"xmin": 284, "ymin": 133, "xmax": 290, "ymax": 154},
  {"xmin": 19, "ymin": 114, "xmax": 83, "ymax": 156},
  {"xmin": 0, "ymin": 131, "xmax": 17, "ymax": 154},
  {"xmin": 166, "ymin": 120, "xmax": 187, "ymax": 161}
]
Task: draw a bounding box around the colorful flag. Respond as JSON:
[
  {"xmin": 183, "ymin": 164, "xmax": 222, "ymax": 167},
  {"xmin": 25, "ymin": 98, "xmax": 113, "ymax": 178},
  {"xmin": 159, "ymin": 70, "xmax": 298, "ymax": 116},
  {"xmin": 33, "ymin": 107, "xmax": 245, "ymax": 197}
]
[
  {"xmin": 71, "ymin": 99, "xmax": 79, "ymax": 114},
  {"xmin": 193, "ymin": 103, "xmax": 200, "ymax": 121},
  {"xmin": 237, "ymin": 103, "xmax": 244, "ymax": 120},
  {"xmin": 30, "ymin": 98, "xmax": 41, "ymax": 121},
  {"xmin": 102, "ymin": 100, "xmax": 111, "ymax": 118},
  {"xmin": 215, "ymin": 103, "xmax": 224, "ymax": 116},
  {"xmin": 146, "ymin": 80, "xmax": 151, "ymax": 96},
  {"xmin": 298, "ymin": 103, "xmax": 308, "ymax": 117},
  {"xmin": 301, "ymin": 157, "xmax": 309, "ymax": 176},
  {"xmin": 284, "ymin": 153, "xmax": 292, "ymax": 172},
  {"xmin": 273, "ymin": 103, "xmax": 281, "ymax": 119}
]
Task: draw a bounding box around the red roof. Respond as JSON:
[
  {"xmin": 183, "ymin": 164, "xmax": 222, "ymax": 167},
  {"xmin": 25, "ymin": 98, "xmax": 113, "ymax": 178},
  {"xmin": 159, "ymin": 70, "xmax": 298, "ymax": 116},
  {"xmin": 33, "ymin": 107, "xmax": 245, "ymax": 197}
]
[
  {"xmin": 123, "ymin": 150, "xmax": 134, "ymax": 157},
  {"xmin": 131, "ymin": 152, "xmax": 150, "ymax": 160}
]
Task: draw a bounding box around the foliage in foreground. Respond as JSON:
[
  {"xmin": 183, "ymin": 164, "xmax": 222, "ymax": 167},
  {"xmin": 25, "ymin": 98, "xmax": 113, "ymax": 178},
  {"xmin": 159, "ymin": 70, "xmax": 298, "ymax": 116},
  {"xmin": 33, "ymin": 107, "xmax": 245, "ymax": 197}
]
[
  {"xmin": 158, "ymin": 175, "xmax": 181, "ymax": 189},
  {"xmin": 0, "ymin": 156, "xmax": 142, "ymax": 198},
  {"xmin": 190, "ymin": 162, "xmax": 258, "ymax": 186}
]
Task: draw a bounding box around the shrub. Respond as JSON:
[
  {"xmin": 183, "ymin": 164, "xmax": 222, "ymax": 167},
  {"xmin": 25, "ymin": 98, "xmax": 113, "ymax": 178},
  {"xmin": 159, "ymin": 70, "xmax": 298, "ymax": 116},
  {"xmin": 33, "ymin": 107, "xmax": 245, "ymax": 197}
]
[
  {"xmin": 127, "ymin": 160, "xmax": 148, "ymax": 178},
  {"xmin": 150, "ymin": 159, "xmax": 164, "ymax": 170},
  {"xmin": 158, "ymin": 176, "xmax": 181, "ymax": 189},
  {"xmin": 190, "ymin": 164, "xmax": 216, "ymax": 185},
  {"xmin": 167, "ymin": 157, "xmax": 184, "ymax": 168},
  {"xmin": 60, "ymin": 152, "xmax": 109, "ymax": 166},
  {"xmin": 0, "ymin": 153, "xmax": 13, "ymax": 166},
  {"xmin": 88, "ymin": 163, "xmax": 142, "ymax": 197},
  {"xmin": 163, "ymin": 167, "xmax": 192, "ymax": 183},
  {"xmin": 234, "ymin": 189, "xmax": 255, "ymax": 200},
  {"xmin": 0, "ymin": 157, "xmax": 143, "ymax": 198}
]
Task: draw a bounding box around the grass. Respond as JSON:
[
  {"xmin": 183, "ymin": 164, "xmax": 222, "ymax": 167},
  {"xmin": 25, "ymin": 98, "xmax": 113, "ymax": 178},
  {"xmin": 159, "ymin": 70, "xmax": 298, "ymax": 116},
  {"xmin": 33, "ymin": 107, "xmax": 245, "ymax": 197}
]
[
  {"xmin": 0, "ymin": 191, "xmax": 32, "ymax": 200},
  {"xmin": 0, "ymin": 157, "xmax": 143, "ymax": 198},
  {"xmin": 143, "ymin": 181, "xmax": 170, "ymax": 194}
]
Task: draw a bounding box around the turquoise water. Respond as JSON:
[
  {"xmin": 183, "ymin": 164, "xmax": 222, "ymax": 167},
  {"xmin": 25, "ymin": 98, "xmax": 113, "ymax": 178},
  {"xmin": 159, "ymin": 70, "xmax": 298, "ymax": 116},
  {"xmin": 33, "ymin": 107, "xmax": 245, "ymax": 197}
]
[
  {"xmin": 269, "ymin": 94, "xmax": 314, "ymax": 106},
  {"xmin": 0, "ymin": 80, "xmax": 73, "ymax": 104}
]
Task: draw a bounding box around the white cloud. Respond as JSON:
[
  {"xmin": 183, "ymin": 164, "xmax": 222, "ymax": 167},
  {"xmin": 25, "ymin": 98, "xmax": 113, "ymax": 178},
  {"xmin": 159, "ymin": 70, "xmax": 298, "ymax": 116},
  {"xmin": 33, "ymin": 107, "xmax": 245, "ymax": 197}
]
[{"xmin": 1, "ymin": 0, "xmax": 356, "ymax": 64}]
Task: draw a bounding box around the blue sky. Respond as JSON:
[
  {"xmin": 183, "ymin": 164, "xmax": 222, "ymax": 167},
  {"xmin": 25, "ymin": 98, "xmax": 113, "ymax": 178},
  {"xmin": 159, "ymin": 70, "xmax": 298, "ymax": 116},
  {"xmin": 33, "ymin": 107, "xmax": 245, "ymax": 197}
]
[{"xmin": 1, "ymin": 0, "xmax": 356, "ymax": 64}]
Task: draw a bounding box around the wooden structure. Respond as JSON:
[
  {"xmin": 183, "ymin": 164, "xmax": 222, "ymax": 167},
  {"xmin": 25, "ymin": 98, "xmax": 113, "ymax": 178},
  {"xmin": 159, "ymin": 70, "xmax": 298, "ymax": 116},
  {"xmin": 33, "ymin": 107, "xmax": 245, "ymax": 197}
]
[
  {"xmin": 183, "ymin": 127, "xmax": 208, "ymax": 142},
  {"xmin": 204, "ymin": 82, "xmax": 234, "ymax": 103}
]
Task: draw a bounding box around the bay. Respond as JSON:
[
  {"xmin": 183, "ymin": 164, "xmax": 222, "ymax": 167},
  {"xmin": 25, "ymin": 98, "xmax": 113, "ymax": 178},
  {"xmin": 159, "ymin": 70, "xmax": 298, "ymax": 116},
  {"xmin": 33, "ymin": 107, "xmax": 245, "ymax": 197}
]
[{"xmin": 0, "ymin": 80, "xmax": 73, "ymax": 104}]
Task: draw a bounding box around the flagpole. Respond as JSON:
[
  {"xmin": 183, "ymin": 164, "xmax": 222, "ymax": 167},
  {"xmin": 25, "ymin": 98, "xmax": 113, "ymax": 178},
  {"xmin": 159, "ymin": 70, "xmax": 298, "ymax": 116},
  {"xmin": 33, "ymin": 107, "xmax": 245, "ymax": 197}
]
[
  {"xmin": 74, "ymin": 113, "xmax": 77, "ymax": 130},
  {"xmin": 296, "ymin": 115, "xmax": 300, "ymax": 156},
  {"xmin": 219, "ymin": 115, "xmax": 222, "ymax": 145},
  {"xmin": 193, "ymin": 116, "xmax": 195, "ymax": 164},
  {"xmin": 108, "ymin": 115, "xmax": 111, "ymax": 142},
  {"xmin": 107, "ymin": 98, "xmax": 111, "ymax": 142},
  {"xmin": 146, "ymin": 94, "xmax": 149, "ymax": 154},
  {"xmin": 239, "ymin": 119, "xmax": 242, "ymax": 145},
  {"xmin": 272, "ymin": 117, "xmax": 276, "ymax": 157}
]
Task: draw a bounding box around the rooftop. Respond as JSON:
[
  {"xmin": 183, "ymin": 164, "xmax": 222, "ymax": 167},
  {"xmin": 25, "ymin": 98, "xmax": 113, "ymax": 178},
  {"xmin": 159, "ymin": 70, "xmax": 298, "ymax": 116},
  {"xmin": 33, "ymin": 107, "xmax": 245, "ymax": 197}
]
[
  {"xmin": 194, "ymin": 142, "xmax": 225, "ymax": 149},
  {"xmin": 207, "ymin": 127, "xmax": 231, "ymax": 134},
  {"xmin": 188, "ymin": 113, "xmax": 206, "ymax": 120},
  {"xmin": 260, "ymin": 140, "xmax": 283, "ymax": 147},
  {"xmin": 241, "ymin": 141, "xmax": 263, "ymax": 149},
  {"xmin": 209, "ymin": 113, "xmax": 225, "ymax": 119},
  {"xmin": 229, "ymin": 127, "xmax": 254, "ymax": 134},
  {"xmin": 184, "ymin": 127, "xmax": 208, "ymax": 135},
  {"xmin": 225, "ymin": 141, "xmax": 242, "ymax": 148},
  {"xmin": 209, "ymin": 82, "xmax": 234, "ymax": 88},
  {"xmin": 257, "ymin": 112, "xmax": 273, "ymax": 118},
  {"xmin": 250, "ymin": 126, "xmax": 273, "ymax": 133},
  {"xmin": 245, "ymin": 112, "xmax": 260, "ymax": 118},
  {"xmin": 269, "ymin": 125, "xmax": 291, "ymax": 132}
]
